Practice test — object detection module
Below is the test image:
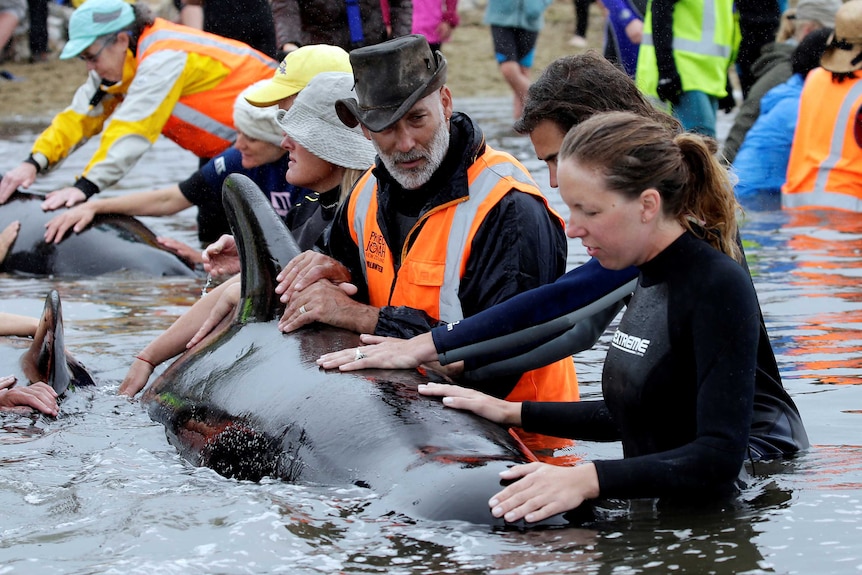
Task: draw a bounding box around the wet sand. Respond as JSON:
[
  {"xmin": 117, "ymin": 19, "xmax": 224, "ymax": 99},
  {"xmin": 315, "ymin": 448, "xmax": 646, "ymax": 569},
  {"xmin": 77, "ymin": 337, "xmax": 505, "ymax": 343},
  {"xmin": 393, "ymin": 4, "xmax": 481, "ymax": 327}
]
[{"xmin": 0, "ymin": 0, "xmax": 607, "ymax": 130}]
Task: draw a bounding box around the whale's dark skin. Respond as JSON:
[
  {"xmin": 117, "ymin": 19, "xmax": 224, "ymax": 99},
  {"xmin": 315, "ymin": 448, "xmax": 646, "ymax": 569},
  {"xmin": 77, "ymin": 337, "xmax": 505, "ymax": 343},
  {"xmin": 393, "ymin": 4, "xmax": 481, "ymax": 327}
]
[
  {"xmin": 0, "ymin": 290, "xmax": 95, "ymax": 397},
  {"xmin": 0, "ymin": 191, "xmax": 197, "ymax": 277},
  {"xmin": 142, "ymin": 174, "xmax": 561, "ymax": 526}
]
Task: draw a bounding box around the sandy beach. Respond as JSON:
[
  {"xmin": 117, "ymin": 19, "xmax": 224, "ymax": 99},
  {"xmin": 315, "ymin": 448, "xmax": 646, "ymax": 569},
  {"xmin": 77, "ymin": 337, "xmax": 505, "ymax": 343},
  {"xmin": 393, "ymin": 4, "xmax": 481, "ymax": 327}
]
[{"xmin": 0, "ymin": 0, "xmax": 608, "ymax": 130}]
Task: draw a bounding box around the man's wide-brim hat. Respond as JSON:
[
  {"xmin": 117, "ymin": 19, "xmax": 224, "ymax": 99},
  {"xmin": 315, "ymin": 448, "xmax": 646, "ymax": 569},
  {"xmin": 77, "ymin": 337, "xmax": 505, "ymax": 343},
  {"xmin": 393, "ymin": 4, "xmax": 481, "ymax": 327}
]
[
  {"xmin": 821, "ymin": 0, "xmax": 862, "ymax": 73},
  {"xmin": 336, "ymin": 34, "xmax": 447, "ymax": 133}
]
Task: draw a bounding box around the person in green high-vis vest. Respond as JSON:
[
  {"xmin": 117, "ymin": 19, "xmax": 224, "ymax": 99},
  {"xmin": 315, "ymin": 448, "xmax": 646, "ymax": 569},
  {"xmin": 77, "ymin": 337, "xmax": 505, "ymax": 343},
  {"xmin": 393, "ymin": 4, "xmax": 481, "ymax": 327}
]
[{"xmin": 636, "ymin": 0, "xmax": 738, "ymax": 137}]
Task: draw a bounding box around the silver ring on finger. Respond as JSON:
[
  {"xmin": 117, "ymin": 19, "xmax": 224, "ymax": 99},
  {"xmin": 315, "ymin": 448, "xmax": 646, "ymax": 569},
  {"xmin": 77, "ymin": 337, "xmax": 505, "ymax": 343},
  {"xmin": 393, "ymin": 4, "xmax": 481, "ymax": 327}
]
[
  {"xmin": 299, "ymin": 305, "xmax": 307, "ymax": 314},
  {"xmin": 354, "ymin": 348, "xmax": 366, "ymax": 361}
]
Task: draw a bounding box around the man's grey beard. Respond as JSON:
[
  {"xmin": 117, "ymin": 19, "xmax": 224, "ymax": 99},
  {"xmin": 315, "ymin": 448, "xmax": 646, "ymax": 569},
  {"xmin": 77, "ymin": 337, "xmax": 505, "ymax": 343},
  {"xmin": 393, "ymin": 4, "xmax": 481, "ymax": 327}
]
[{"xmin": 373, "ymin": 111, "xmax": 450, "ymax": 190}]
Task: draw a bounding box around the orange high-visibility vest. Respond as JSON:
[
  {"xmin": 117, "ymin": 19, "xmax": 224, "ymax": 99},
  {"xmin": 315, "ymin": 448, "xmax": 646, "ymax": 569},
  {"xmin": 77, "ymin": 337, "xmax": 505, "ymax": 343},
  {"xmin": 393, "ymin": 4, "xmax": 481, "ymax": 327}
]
[
  {"xmin": 783, "ymin": 67, "xmax": 862, "ymax": 212},
  {"xmin": 137, "ymin": 19, "xmax": 276, "ymax": 158},
  {"xmin": 347, "ymin": 146, "xmax": 579, "ymax": 402}
]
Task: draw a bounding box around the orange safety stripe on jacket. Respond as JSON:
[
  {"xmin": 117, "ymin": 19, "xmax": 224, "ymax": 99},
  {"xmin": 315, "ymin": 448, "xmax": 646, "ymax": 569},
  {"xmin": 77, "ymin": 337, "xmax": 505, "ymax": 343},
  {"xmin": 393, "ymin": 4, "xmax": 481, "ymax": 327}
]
[
  {"xmin": 137, "ymin": 19, "xmax": 276, "ymax": 158},
  {"xmin": 347, "ymin": 147, "xmax": 579, "ymax": 403},
  {"xmin": 783, "ymin": 67, "xmax": 862, "ymax": 212}
]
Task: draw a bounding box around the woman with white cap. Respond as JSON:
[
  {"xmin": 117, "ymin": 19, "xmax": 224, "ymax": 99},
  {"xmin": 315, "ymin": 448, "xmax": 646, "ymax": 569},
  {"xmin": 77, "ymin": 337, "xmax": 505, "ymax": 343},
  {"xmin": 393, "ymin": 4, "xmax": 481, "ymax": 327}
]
[
  {"xmin": 119, "ymin": 71, "xmax": 376, "ymax": 397},
  {"xmin": 41, "ymin": 80, "xmax": 307, "ymax": 262}
]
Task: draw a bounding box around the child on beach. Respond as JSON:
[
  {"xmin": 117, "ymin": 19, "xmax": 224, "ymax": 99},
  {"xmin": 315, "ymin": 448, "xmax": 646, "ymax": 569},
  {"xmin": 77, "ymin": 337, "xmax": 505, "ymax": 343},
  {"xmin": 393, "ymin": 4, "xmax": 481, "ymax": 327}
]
[{"xmin": 484, "ymin": 0, "xmax": 553, "ymax": 119}]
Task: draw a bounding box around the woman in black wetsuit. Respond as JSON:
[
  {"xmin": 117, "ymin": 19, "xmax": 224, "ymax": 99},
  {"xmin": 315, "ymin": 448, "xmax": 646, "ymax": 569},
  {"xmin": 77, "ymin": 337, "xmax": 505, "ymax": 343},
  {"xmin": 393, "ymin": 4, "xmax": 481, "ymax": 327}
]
[{"xmin": 418, "ymin": 111, "xmax": 809, "ymax": 524}]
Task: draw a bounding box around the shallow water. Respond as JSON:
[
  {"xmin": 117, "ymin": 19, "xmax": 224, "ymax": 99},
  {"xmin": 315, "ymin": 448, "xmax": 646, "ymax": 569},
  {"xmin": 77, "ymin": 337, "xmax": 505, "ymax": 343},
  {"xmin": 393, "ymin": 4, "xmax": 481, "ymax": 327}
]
[{"xmin": 0, "ymin": 99, "xmax": 860, "ymax": 574}]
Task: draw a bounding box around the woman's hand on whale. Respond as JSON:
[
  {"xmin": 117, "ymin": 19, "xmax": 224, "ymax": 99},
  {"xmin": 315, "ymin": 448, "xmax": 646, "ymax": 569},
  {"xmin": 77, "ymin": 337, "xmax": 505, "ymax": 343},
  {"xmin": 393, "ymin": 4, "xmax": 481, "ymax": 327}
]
[
  {"xmin": 489, "ymin": 462, "xmax": 600, "ymax": 524},
  {"xmin": 417, "ymin": 382, "xmax": 522, "ymax": 427},
  {"xmin": 44, "ymin": 204, "xmax": 98, "ymax": 244},
  {"xmin": 0, "ymin": 163, "xmax": 37, "ymax": 203},
  {"xmin": 317, "ymin": 332, "xmax": 438, "ymax": 371},
  {"xmin": 41, "ymin": 187, "xmax": 86, "ymax": 211}
]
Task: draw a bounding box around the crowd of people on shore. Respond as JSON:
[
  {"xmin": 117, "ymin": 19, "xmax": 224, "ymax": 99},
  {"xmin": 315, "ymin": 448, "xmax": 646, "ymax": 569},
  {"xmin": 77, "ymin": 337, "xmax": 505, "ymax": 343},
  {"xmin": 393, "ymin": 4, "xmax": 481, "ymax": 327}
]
[
  {"xmin": 10, "ymin": 0, "xmax": 862, "ymax": 524},
  {"xmin": 4, "ymin": 0, "xmax": 859, "ymax": 209}
]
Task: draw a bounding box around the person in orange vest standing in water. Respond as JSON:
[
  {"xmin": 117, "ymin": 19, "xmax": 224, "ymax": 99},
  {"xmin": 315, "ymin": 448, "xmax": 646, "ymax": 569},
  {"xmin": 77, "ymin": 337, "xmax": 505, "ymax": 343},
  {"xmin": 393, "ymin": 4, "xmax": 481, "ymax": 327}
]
[
  {"xmin": 783, "ymin": 0, "xmax": 862, "ymax": 212},
  {"xmin": 0, "ymin": 0, "xmax": 277, "ymax": 211}
]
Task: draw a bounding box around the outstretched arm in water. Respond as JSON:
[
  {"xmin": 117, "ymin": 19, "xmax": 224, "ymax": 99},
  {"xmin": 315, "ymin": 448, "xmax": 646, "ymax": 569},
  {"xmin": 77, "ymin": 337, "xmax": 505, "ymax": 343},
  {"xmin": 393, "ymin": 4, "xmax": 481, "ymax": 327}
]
[
  {"xmin": 119, "ymin": 275, "xmax": 240, "ymax": 397},
  {"xmin": 186, "ymin": 280, "xmax": 241, "ymax": 349},
  {"xmin": 0, "ymin": 311, "xmax": 38, "ymax": 337},
  {"xmin": 43, "ymin": 186, "xmax": 192, "ymax": 244}
]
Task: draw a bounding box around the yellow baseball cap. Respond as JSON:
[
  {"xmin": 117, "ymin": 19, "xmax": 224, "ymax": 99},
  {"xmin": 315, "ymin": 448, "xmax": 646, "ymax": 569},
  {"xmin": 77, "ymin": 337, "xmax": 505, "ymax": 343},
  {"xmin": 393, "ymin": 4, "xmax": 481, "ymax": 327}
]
[{"xmin": 244, "ymin": 44, "xmax": 353, "ymax": 107}]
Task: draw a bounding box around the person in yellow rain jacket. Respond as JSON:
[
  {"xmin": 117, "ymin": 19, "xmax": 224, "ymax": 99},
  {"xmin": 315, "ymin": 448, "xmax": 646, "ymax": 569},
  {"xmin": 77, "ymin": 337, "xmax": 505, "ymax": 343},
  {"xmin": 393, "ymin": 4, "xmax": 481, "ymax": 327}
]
[{"xmin": 0, "ymin": 0, "xmax": 277, "ymax": 211}]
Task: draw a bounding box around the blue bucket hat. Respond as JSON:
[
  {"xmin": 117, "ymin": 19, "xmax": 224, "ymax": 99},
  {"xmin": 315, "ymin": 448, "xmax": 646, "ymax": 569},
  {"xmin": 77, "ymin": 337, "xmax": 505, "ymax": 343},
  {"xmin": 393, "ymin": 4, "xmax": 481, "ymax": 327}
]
[{"xmin": 60, "ymin": 0, "xmax": 135, "ymax": 60}]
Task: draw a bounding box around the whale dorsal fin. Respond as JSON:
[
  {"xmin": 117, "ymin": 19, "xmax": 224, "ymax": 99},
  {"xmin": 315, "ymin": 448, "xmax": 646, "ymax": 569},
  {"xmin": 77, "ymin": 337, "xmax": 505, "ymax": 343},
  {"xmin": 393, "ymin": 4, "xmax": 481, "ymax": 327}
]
[
  {"xmin": 20, "ymin": 290, "xmax": 93, "ymax": 395},
  {"xmin": 222, "ymin": 174, "xmax": 303, "ymax": 323}
]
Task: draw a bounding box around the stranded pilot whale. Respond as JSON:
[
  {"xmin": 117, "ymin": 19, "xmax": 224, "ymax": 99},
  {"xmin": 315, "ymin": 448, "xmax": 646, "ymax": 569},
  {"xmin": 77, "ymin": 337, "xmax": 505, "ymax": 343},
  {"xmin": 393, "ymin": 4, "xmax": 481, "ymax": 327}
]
[
  {"xmin": 143, "ymin": 174, "xmax": 559, "ymax": 526},
  {"xmin": 1, "ymin": 289, "xmax": 95, "ymax": 398},
  {"xmin": 0, "ymin": 191, "xmax": 197, "ymax": 277}
]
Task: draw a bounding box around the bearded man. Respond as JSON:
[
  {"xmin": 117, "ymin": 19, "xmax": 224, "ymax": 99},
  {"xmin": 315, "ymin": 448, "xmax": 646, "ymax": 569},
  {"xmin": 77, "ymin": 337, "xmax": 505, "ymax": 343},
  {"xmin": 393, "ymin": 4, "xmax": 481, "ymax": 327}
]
[{"xmin": 275, "ymin": 35, "xmax": 578, "ymax": 403}]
